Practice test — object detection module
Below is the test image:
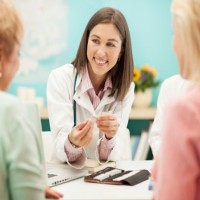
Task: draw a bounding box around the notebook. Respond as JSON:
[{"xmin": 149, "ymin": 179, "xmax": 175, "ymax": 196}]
[{"xmin": 28, "ymin": 102, "xmax": 87, "ymax": 187}]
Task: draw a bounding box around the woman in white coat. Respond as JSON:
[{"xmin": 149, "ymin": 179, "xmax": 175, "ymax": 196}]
[{"xmin": 47, "ymin": 7, "xmax": 135, "ymax": 169}]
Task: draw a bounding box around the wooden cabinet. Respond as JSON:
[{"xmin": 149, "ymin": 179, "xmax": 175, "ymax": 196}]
[{"xmin": 129, "ymin": 107, "xmax": 156, "ymax": 120}]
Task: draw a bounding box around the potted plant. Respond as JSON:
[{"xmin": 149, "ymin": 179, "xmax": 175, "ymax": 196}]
[{"xmin": 133, "ymin": 64, "xmax": 160, "ymax": 108}]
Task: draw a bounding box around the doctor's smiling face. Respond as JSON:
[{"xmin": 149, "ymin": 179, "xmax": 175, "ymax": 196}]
[
  {"xmin": 87, "ymin": 23, "xmax": 122, "ymax": 80},
  {"xmin": 73, "ymin": 7, "xmax": 134, "ymax": 101}
]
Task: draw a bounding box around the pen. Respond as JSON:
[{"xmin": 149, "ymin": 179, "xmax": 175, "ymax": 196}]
[{"xmin": 148, "ymin": 179, "xmax": 154, "ymax": 190}]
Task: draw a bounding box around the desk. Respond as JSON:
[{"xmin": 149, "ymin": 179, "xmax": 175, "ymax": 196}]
[{"xmin": 53, "ymin": 160, "xmax": 153, "ymax": 200}]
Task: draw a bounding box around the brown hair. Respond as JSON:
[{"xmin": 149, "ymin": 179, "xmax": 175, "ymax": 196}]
[
  {"xmin": 0, "ymin": 0, "xmax": 23, "ymax": 54},
  {"xmin": 72, "ymin": 7, "xmax": 134, "ymax": 101}
]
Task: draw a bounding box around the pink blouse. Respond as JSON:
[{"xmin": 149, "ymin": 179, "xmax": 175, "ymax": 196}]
[{"xmin": 152, "ymin": 87, "xmax": 200, "ymax": 200}]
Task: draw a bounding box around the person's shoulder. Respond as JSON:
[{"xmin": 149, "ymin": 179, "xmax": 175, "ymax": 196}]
[
  {"xmin": 0, "ymin": 91, "xmax": 21, "ymax": 109},
  {"xmin": 170, "ymin": 86, "xmax": 200, "ymax": 116},
  {"xmin": 129, "ymin": 82, "xmax": 135, "ymax": 91},
  {"xmin": 184, "ymin": 87, "xmax": 200, "ymax": 109},
  {"xmin": 48, "ymin": 63, "xmax": 75, "ymax": 82},
  {"xmin": 161, "ymin": 74, "xmax": 188, "ymax": 96},
  {"xmin": 167, "ymin": 88, "xmax": 200, "ymax": 143},
  {"xmin": 0, "ymin": 92, "xmax": 26, "ymax": 132},
  {"xmin": 163, "ymin": 74, "xmax": 184, "ymax": 86},
  {"xmin": 50, "ymin": 63, "xmax": 74, "ymax": 75}
]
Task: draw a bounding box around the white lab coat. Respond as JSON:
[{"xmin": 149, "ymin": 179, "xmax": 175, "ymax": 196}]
[
  {"xmin": 148, "ymin": 74, "xmax": 190, "ymax": 157},
  {"xmin": 47, "ymin": 64, "xmax": 135, "ymax": 168}
]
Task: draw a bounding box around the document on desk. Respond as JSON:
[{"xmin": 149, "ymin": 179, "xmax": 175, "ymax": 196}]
[
  {"xmin": 46, "ymin": 162, "xmax": 87, "ymax": 187},
  {"xmin": 86, "ymin": 159, "xmax": 116, "ymax": 174}
]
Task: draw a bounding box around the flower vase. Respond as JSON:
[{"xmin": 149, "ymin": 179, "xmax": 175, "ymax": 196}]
[{"xmin": 133, "ymin": 89, "xmax": 153, "ymax": 108}]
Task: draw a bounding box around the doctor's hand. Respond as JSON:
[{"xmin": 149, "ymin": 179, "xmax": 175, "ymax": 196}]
[
  {"xmin": 68, "ymin": 119, "xmax": 93, "ymax": 148},
  {"xmin": 96, "ymin": 113, "xmax": 119, "ymax": 139}
]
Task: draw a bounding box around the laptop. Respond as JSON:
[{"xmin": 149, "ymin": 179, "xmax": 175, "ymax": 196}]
[
  {"xmin": 28, "ymin": 103, "xmax": 87, "ymax": 187},
  {"xmin": 46, "ymin": 162, "xmax": 87, "ymax": 187}
]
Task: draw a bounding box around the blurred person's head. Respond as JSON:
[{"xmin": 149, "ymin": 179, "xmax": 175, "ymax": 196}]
[
  {"xmin": 172, "ymin": 0, "xmax": 200, "ymax": 81},
  {"xmin": 0, "ymin": 0, "xmax": 23, "ymax": 91}
]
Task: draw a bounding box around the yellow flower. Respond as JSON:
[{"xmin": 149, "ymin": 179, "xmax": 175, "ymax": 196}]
[
  {"xmin": 133, "ymin": 68, "xmax": 141, "ymax": 81},
  {"xmin": 141, "ymin": 64, "xmax": 150, "ymax": 72},
  {"xmin": 141, "ymin": 64, "xmax": 158, "ymax": 76},
  {"xmin": 150, "ymin": 68, "xmax": 157, "ymax": 76}
]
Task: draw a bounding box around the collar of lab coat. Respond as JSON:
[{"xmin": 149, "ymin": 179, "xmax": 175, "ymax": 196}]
[{"xmin": 73, "ymin": 72, "xmax": 116, "ymax": 115}]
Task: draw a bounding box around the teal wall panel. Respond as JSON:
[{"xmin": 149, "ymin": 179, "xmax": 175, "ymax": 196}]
[{"xmin": 8, "ymin": 0, "xmax": 178, "ymax": 107}]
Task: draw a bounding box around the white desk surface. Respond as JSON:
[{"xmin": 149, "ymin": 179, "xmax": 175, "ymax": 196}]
[{"xmin": 53, "ymin": 160, "xmax": 153, "ymax": 200}]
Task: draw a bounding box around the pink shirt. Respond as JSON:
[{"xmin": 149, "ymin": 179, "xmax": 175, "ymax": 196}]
[
  {"xmin": 65, "ymin": 67, "xmax": 116, "ymax": 162},
  {"xmin": 152, "ymin": 87, "xmax": 200, "ymax": 200}
]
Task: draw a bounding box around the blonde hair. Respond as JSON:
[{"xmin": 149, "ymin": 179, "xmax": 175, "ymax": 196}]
[
  {"xmin": 172, "ymin": 0, "xmax": 200, "ymax": 80},
  {"xmin": 0, "ymin": 0, "xmax": 23, "ymax": 54}
]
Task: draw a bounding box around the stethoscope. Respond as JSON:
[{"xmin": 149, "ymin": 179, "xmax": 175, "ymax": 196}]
[{"xmin": 73, "ymin": 72, "xmax": 78, "ymax": 127}]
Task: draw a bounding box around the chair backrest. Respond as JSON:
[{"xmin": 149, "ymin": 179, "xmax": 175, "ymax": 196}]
[{"xmin": 41, "ymin": 131, "xmax": 54, "ymax": 162}]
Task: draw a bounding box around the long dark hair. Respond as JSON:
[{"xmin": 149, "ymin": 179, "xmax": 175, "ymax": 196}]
[{"xmin": 72, "ymin": 7, "xmax": 134, "ymax": 101}]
